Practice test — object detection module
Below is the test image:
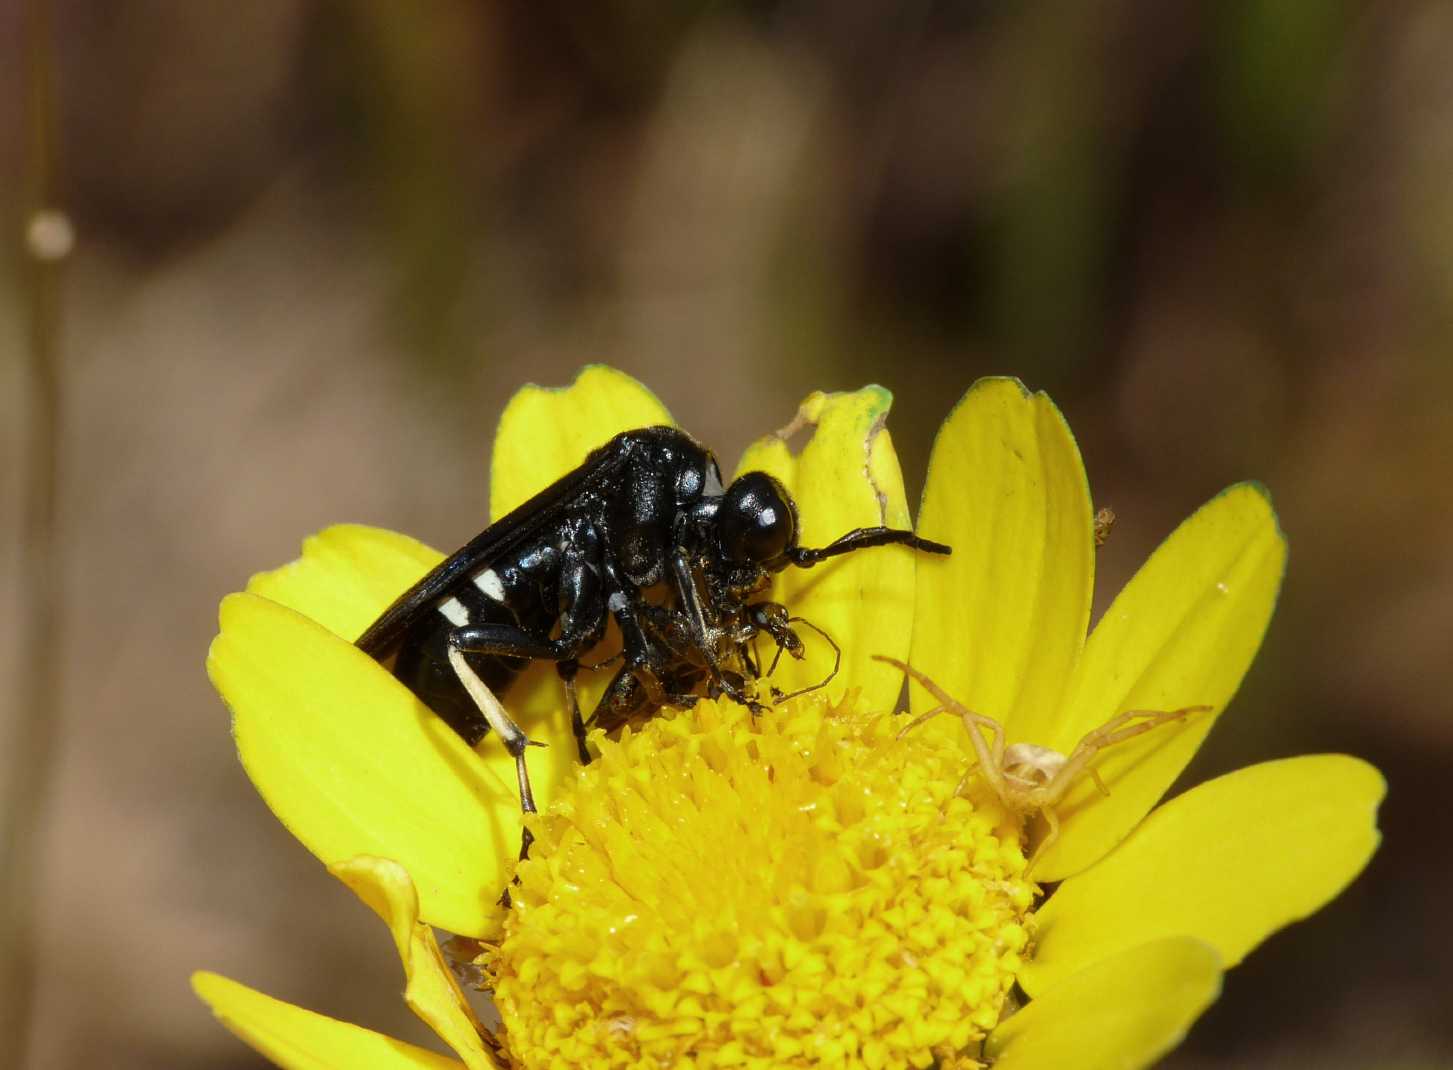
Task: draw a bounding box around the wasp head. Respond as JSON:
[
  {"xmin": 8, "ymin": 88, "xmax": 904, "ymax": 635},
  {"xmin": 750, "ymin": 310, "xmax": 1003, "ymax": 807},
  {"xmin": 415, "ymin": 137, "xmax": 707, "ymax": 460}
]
[{"xmin": 715, "ymin": 471, "xmax": 800, "ymax": 570}]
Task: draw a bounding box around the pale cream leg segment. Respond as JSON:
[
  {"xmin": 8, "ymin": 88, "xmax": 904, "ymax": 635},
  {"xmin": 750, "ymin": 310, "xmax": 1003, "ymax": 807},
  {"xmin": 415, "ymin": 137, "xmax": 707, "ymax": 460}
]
[{"xmin": 447, "ymin": 646, "xmax": 540, "ymax": 815}]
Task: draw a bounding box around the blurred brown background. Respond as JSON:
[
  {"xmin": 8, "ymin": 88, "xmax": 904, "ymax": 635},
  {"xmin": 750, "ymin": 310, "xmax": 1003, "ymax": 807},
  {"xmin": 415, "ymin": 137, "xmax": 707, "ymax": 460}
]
[{"xmin": 1, "ymin": 2, "xmax": 1449, "ymax": 1067}]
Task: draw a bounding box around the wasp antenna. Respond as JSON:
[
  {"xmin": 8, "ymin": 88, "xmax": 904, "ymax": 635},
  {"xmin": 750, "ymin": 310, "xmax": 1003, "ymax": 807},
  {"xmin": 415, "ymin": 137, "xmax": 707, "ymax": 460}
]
[{"xmin": 793, "ymin": 528, "xmax": 950, "ymax": 567}]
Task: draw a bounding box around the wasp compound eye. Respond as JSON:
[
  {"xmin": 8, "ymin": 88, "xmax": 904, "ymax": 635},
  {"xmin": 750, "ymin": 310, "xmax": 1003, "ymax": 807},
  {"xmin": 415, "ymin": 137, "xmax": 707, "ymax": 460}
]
[{"xmin": 718, "ymin": 472, "xmax": 797, "ymax": 564}]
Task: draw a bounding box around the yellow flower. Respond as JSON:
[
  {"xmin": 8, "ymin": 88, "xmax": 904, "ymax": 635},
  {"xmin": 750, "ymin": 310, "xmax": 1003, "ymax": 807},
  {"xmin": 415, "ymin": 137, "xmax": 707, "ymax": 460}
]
[
  {"xmin": 487, "ymin": 695, "xmax": 1036, "ymax": 1070},
  {"xmin": 196, "ymin": 367, "xmax": 1383, "ymax": 1070}
]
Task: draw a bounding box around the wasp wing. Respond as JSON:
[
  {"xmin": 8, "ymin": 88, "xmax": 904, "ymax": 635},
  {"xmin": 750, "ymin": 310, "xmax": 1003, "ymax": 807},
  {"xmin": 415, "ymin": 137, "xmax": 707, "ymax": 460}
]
[{"xmin": 355, "ymin": 427, "xmax": 673, "ymax": 657}]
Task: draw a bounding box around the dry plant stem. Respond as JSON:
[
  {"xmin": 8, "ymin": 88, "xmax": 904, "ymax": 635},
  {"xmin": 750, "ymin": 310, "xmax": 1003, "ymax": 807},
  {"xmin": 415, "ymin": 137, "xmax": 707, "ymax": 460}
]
[{"xmin": 2, "ymin": 0, "xmax": 64, "ymax": 1064}]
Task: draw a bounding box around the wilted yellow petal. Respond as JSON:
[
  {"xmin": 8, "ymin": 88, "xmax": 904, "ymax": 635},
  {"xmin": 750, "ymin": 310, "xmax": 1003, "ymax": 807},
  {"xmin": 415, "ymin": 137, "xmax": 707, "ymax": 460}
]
[
  {"xmin": 735, "ymin": 387, "xmax": 917, "ymax": 712},
  {"xmin": 208, "ymin": 592, "xmax": 525, "ymax": 937},
  {"xmin": 247, "ymin": 524, "xmax": 444, "ymax": 642},
  {"xmin": 192, "ymin": 971, "xmax": 464, "ymax": 1070},
  {"xmin": 1034, "ymin": 483, "xmax": 1287, "ymax": 881},
  {"xmin": 1020, "ymin": 755, "xmax": 1383, "ymax": 997},
  {"xmin": 985, "ymin": 938, "xmax": 1221, "ymax": 1070},
  {"xmin": 911, "ymin": 378, "xmax": 1094, "ymax": 742},
  {"xmin": 331, "ymin": 857, "xmax": 501, "ymax": 1070},
  {"xmin": 487, "ymin": 365, "xmax": 676, "ymax": 742},
  {"xmin": 489, "ymin": 364, "xmax": 675, "ymax": 520}
]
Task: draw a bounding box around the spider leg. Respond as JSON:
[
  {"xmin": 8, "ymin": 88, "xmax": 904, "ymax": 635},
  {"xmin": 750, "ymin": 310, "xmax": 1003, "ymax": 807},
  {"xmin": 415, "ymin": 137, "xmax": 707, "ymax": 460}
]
[
  {"xmin": 963, "ymin": 710, "xmax": 1006, "ymax": 768},
  {"xmin": 896, "ymin": 703, "xmax": 949, "ymax": 739},
  {"xmin": 1038, "ymin": 705, "xmax": 1214, "ymax": 808},
  {"xmin": 959, "ymin": 710, "xmax": 1010, "ymax": 805},
  {"xmin": 874, "ymin": 655, "xmax": 973, "ymax": 718},
  {"xmin": 872, "ymin": 657, "xmax": 1017, "ymax": 803},
  {"xmin": 1082, "ymin": 705, "xmax": 1213, "ymax": 750},
  {"xmin": 870, "ymin": 656, "xmax": 1034, "ymax": 819}
]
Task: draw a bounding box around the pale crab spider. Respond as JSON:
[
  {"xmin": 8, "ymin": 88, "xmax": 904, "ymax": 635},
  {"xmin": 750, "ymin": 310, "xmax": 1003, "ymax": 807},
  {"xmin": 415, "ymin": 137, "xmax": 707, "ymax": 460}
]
[{"xmin": 875, "ymin": 656, "xmax": 1212, "ymax": 874}]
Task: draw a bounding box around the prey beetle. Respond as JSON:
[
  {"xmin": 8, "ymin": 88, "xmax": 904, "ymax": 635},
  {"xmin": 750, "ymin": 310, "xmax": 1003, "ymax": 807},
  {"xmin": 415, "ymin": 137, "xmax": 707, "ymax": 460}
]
[{"xmin": 357, "ymin": 426, "xmax": 949, "ymax": 836}]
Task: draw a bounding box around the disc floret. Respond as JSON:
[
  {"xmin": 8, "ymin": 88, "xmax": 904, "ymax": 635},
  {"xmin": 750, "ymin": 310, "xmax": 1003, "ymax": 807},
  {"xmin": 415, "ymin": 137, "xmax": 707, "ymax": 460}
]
[{"xmin": 485, "ymin": 695, "xmax": 1037, "ymax": 1070}]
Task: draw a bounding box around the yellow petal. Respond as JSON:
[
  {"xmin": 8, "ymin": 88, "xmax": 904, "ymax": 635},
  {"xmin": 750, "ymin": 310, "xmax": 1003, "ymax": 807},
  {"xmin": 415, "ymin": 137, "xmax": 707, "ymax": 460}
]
[
  {"xmin": 331, "ymin": 857, "xmax": 501, "ymax": 1070},
  {"xmin": 735, "ymin": 387, "xmax": 917, "ymax": 711},
  {"xmin": 208, "ymin": 592, "xmax": 521, "ymax": 936},
  {"xmin": 244, "ymin": 524, "xmax": 581, "ymax": 801},
  {"xmin": 487, "ymin": 365, "xmax": 676, "ymax": 742},
  {"xmin": 242, "ymin": 528, "xmax": 579, "ymax": 885},
  {"xmin": 1034, "ymin": 483, "xmax": 1287, "ymax": 880},
  {"xmin": 192, "ymin": 971, "xmax": 464, "ymax": 1070},
  {"xmin": 1020, "ymin": 755, "xmax": 1384, "ymax": 997},
  {"xmin": 985, "ymin": 937, "xmax": 1222, "ymax": 1070},
  {"xmin": 911, "ymin": 378, "xmax": 1094, "ymax": 742},
  {"xmin": 247, "ymin": 524, "xmax": 444, "ymax": 641},
  {"xmin": 488, "ymin": 364, "xmax": 675, "ymax": 520}
]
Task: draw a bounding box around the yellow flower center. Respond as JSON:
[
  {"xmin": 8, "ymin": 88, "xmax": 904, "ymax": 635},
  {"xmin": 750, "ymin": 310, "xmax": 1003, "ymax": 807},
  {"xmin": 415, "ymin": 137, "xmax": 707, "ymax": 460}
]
[{"xmin": 485, "ymin": 694, "xmax": 1038, "ymax": 1070}]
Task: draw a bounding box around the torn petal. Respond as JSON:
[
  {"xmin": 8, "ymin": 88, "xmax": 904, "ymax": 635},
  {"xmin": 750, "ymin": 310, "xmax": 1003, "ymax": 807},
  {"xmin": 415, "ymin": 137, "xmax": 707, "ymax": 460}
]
[
  {"xmin": 735, "ymin": 387, "xmax": 916, "ymax": 712},
  {"xmin": 192, "ymin": 971, "xmax": 466, "ymax": 1070},
  {"xmin": 331, "ymin": 857, "xmax": 503, "ymax": 1070}
]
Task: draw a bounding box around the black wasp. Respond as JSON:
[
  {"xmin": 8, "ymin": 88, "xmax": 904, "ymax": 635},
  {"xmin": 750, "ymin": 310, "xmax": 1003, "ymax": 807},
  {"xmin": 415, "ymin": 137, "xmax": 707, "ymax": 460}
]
[{"xmin": 357, "ymin": 426, "xmax": 949, "ymax": 840}]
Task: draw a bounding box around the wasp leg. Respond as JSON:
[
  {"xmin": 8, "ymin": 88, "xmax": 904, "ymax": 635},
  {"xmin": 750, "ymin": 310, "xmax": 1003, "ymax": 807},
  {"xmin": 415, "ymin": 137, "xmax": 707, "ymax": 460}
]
[
  {"xmin": 665, "ymin": 549, "xmax": 767, "ymax": 714},
  {"xmin": 448, "ymin": 538, "xmax": 607, "ymax": 672},
  {"xmin": 665, "ymin": 552, "xmax": 724, "ymax": 672},
  {"xmin": 601, "ymin": 584, "xmax": 674, "ymax": 709},
  {"xmin": 558, "ymin": 660, "xmax": 592, "ymax": 765},
  {"xmin": 449, "ymin": 574, "xmax": 609, "ymax": 797},
  {"xmin": 457, "ymin": 527, "xmax": 613, "ymax": 779},
  {"xmin": 453, "ymin": 603, "xmax": 605, "ymax": 773},
  {"xmin": 443, "ymin": 643, "xmax": 544, "ymax": 867},
  {"xmin": 450, "ymin": 623, "xmax": 584, "ymax": 663},
  {"xmin": 587, "ymin": 664, "xmax": 651, "ymax": 734}
]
